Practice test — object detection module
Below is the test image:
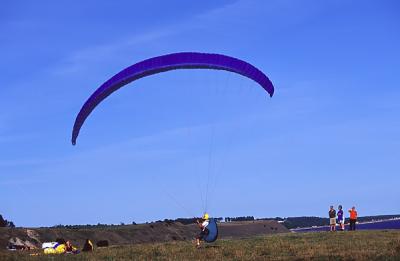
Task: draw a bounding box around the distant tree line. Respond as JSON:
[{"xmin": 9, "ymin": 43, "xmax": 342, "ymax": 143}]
[
  {"xmin": 225, "ymin": 216, "xmax": 255, "ymax": 222},
  {"xmin": 163, "ymin": 218, "xmax": 197, "ymax": 225},
  {"xmin": 52, "ymin": 222, "xmax": 137, "ymax": 229},
  {"xmin": 0, "ymin": 214, "xmax": 15, "ymax": 228},
  {"xmin": 163, "ymin": 217, "xmax": 224, "ymax": 225}
]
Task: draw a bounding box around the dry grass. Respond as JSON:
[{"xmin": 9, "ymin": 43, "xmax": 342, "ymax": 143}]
[{"xmin": 1, "ymin": 230, "xmax": 400, "ymax": 260}]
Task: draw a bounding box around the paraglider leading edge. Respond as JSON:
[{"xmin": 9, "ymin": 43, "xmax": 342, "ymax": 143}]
[{"xmin": 71, "ymin": 52, "xmax": 275, "ymax": 145}]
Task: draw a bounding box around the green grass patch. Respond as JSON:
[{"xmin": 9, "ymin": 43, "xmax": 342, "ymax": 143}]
[{"xmin": 1, "ymin": 230, "xmax": 400, "ymax": 260}]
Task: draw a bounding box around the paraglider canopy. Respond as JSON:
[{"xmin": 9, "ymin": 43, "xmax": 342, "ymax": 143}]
[{"xmin": 71, "ymin": 52, "xmax": 275, "ymax": 145}]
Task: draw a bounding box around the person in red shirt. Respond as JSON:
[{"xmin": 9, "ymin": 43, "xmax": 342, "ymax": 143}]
[{"xmin": 348, "ymin": 206, "xmax": 358, "ymax": 231}]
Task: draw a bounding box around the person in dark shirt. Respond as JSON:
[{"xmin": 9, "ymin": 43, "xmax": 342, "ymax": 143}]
[
  {"xmin": 337, "ymin": 205, "xmax": 345, "ymax": 231},
  {"xmin": 329, "ymin": 206, "xmax": 337, "ymax": 231}
]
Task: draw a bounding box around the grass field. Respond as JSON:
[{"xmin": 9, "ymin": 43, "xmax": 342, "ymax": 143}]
[{"xmin": 1, "ymin": 230, "xmax": 400, "ymax": 260}]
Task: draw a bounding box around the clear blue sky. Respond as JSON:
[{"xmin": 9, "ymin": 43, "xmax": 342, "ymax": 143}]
[{"xmin": 1, "ymin": 0, "xmax": 399, "ymax": 227}]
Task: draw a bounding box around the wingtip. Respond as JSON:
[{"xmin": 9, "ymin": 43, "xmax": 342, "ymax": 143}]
[{"xmin": 269, "ymin": 90, "xmax": 274, "ymax": 98}]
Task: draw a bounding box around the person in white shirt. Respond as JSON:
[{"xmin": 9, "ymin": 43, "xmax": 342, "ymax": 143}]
[{"xmin": 195, "ymin": 213, "xmax": 210, "ymax": 248}]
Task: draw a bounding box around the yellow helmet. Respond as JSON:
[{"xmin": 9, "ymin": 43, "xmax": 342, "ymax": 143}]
[{"xmin": 203, "ymin": 213, "xmax": 209, "ymax": 220}]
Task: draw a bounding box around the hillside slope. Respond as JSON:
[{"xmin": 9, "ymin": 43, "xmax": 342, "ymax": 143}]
[{"xmin": 1, "ymin": 220, "xmax": 288, "ymax": 249}]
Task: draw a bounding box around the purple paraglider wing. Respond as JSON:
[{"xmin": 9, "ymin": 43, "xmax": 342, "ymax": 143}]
[{"xmin": 72, "ymin": 52, "xmax": 274, "ymax": 145}]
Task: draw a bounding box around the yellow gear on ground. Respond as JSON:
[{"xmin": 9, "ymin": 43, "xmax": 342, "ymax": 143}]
[
  {"xmin": 43, "ymin": 244, "xmax": 66, "ymax": 254},
  {"xmin": 55, "ymin": 244, "xmax": 66, "ymax": 254}
]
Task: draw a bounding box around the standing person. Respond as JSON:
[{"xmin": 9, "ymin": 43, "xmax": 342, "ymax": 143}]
[
  {"xmin": 329, "ymin": 206, "xmax": 336, "ymax": 231},
  {"xmin": 348, "ymin": 206, "xmax": 358, "ymax": 231},
  {"xmin": 337, "ymin": 205, "xmax": 345, "ymax": 231}
]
